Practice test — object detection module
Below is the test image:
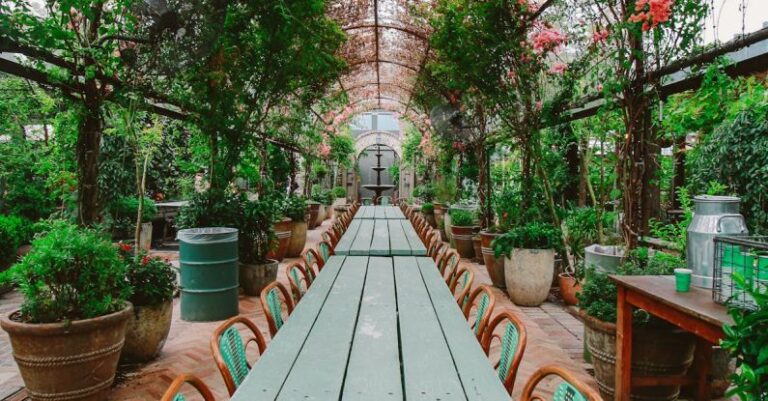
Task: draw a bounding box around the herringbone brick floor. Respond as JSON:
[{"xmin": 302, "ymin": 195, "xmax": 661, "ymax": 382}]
[{"xmin": 0, "ymin": 217, "xmax": 595, "ymax": 401}]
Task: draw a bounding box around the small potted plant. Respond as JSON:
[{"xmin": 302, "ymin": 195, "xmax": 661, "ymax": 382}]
[
  {"xmin": 119, "ymin": 244, "xmax": 176, "ymax": 363},
  {"xmin": 421, "ymin": 202, "xmax": 436, "ymax": 228},
  {"xmin": 0, "ymin": 221, "xmax": 132, "ymax": 401},
  {"xmin": 238, "ymin": 197, "xmax": 278, "ymax": 296},
  {"xmin": 285, "ymin": 195, "xmax": 308, "ymax": 257},
  {"xmin": 332, "ymin": 186, "xmax": 348, "ymax": 206},
  {"xmin": 493, "ymin": 221, "xmax": 560, "ymax": 306},
  {"xmin": 449, "ymin": 209, "xmax": 476, "ymax": 259},
  {"xmin": 480, "ymin": 224, "xmax": 506, "ymax": 289}
]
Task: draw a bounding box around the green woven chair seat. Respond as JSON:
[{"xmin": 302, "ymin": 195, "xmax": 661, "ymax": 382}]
[
  {"xmin": 219, "ymin": 326, "xmax": 249, "ymax": 388},
  {"xmin": 497, "ymin": 322, "xmax": 520, "ymax": 381},
  {"xmin": 319, "ymin": 243, "xmax": 331, "ymax": 262},
  {"xmin": 474, "ymin": 293, "xmax": 490, "ymax": 335},
  {"xmin": 267, "ymin": 288, "xmax": 285, "ymax": 330},
  {"xmin": 553, "ymin": 381, "xmax": 589, "ymax": 401},
  {"xmin": 172, "ymin": 394, "xmax": 185, "ymax": 401}
]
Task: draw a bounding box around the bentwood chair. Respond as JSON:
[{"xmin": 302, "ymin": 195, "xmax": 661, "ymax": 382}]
[
  {"xmin": 318, "ymin": 240, "xmax": 335, "ymax": 264},
  {"xmin": 210, "ymin": 316, "xmax": 267, "ymax": 395},
  {"xmin": 426, "ymin": 231, "xmax": 442, "ymax": 255},
  {"xmin": 303, "ymin": 248, "xmax": 324, "ymax": 279},
  {"xmin": 260, "ymin": 281, "xmax": 295, "ymax": 337},
  {"xmin": 161, "ymin": 374, "xmax": 216, "ymax": 401},
  {"xmin": 439, "ymin": 249, "xmax": 461, "ymax": 281},
  {"xmin": 519, "ymin": 365, "xmax": 602, "ymax": 401},
  {"xmin": 286, "ymin": 261, "xmax": 313, "ymax": 303},
  {"xmin": 448, "ymin": 267, "xmax": 474, "ymax": 306},
  {"xmin": 431, "ymin": 241, "xmax": 448, "ymax": 262},
  {"xmin": 480, "ymin": 311, "xmax": 528, "ymax": 395},
  {"xmin": 380, "ymin": 196, "xmax": 391, "ymax": 205},
  {"xmin": 462, "ymin": 285, "xmax": 496, "ymax": 341},
  {"xmin": 322, "ymin": 231, "xmax": 338, "ymax": 248}
]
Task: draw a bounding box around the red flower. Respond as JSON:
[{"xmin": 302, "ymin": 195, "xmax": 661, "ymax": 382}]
[
  {"xmin": 119, "ymin": 243, "xmax": 132, "ymax": 252},
  {"xmin": 141, "ymin": 256, "xmax": 150, "ymax": 265}
]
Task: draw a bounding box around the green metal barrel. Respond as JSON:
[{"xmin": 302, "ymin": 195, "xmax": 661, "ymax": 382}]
[{"xmin": 178, "ymin": 227, "xmax": 239, "ymax": 321}]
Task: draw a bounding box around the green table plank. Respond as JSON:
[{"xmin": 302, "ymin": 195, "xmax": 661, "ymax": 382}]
[
  {"xmin": 370, "ymin": 219, "xmax": 391, "ymax": 256},
  {"xmin": 384, "ymin": 206, "xmax": 406, "ymax": 220},
  {"xmin": 357, "ymin": 206, "xmax": 375, "ymax": 219},
  {"xmin": 342, "ymin": 258, "xmax": 402, "ymax": 401},
  {"xmin": 374, "ymin": 206, "xmax": 388, "ymax": 219},
  {"xmin": 231, "ymin": 256, "xmax": 347, "ymax": 401},
  {"xmin": 350, "ymin": 220, "xmax": 375, "ymax": 256},
  {"xmin": 335, "ymin": 220, "xmax": 362, "ymax": 256},
  {"xmin": 394, "ymin": 256, "xmax": 466, "ymax": 401},
  {"xmin": 387, "ymin": 219, "xmax": 412, "ymax": 256},
  {"xmin": 401, "ymin": 220, "xmax": 428, "ymax": 256},
  {"xmin": 416, "ymin": 258, "xmax": 510, "ymax": 401},
  {"xmin": 277, "ymin": 256, "xmax": 369, "ymax": 401}
]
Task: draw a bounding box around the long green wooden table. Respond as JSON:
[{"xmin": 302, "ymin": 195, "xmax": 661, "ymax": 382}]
[
  {"xmin": 335, "ymin": 218, "xmax": 426, "ymax": 256},
  {"xmin": 355, "ymin": 206, "xmax": 406, "ymax": 220},
  {"xmin": 232, "ymin": 256, "xmax": 509, "ymax": 401}
]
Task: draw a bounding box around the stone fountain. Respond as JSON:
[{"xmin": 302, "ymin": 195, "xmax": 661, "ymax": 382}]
[{"xmin": 362, "ymin": 144, "xmax": 395, "ymax": 200}]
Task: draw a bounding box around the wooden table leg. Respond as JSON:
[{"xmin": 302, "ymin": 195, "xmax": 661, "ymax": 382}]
[
  {"xmin": 615, "ymin": 286, "xmax": 633, "ymax": 401},
  {"xmin": 691, "ymin": 337, "xmax": 713, "ymax": 401}
]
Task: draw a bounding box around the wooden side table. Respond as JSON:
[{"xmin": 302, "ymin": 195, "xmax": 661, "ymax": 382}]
[{"xmin": 611, "ymin": 275, "xmax": 733, "ymax": 401}]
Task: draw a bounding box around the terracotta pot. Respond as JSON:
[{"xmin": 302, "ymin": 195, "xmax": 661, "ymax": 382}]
[
  {"xmin": 472, "ymin": 235, "xmax": 483, "ymax": 265},
  {"xmin": 503, "ymin": 248, "xmax": 555, "ymax": 306},
  {"xmin": 444, "ymin": 212, "xmax": 454, "ymax": 245},
  {"xmin": 308, "ymin": 203, "xmax": 320, "ymax": 229},
  {"xmin": 239, "ymin": 259, "xmax": 278, "ymax": 296},
  {"xmin": 582, "ymin": 311, "xmax": 696, "ymax": 401},
  {"xmin": 121, "ymin": 300, "xmax": 172, "ymax": 363},
  {"xmin": 450, "ymin": 225, "xmax": 475, "ymax": 259},
  {"xmin": 480, "ymin": 231, "xmax": 505, "ymax": 288},
  {"xmin": 0, "ymin": 304, "xmax": 132, "ymax": 401},
  {"xmin": 267, "ymin": 219, "xmax": 293, "ymax": 262},
  {"xmin": 433, "ymin": 203, "xmax": 445, "ymax": 225},
  {"xmin": 316, "ymin": 204, "xmax": 326, "ymax": 224},
  {"xmin": 558, "ymin": 273, "xmax": 582, "ymax": 306},
  {"xmin": 287, "ymin": 221, "xmax": 308, "ymax": 257},
  {"xmin": 423, "ymin": 211, "xmax": 437, "ymax": 228}
]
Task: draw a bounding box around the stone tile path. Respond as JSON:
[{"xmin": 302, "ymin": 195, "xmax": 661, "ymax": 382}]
[{"xmin": 0, "ymin": 217, "xmax": 595, "ymax": 400}]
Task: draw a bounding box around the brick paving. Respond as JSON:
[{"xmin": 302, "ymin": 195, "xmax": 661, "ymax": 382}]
[{"xmin": 0, "ymin": 217, "xmax": 596, "ymax": 400}]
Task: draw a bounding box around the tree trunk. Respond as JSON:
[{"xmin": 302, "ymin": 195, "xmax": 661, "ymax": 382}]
[
  {"xmin": 477, "ymin": 144, "xmax": 493, "ymax": 228},
  {"xmin": 671, "ymin": 135, "xmax": 686, "ymax": 209},
  {"xmin": 77, "ymin": 89, "xmax": 102, "ymax": 227}
]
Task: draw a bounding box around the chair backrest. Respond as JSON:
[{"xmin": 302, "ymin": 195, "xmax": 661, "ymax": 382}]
[
  {"xmin": 210, "ymin": 316, "xmax": 267, "ymax": 395},
  {"xmin": 303, "ymin": 247, "xmax": 324, "ymax": 275},
  {"xmin": 161, "ymin": 374, "xmax": 216, "ymax": 401},
  {"xmin": 519, "ymin": 365, "xmax": 602, "ymax": 401},
  {"xmin": 433, "ymin": 243, "xmax": 449, "ymax": 264},
  {"xmin": 362, "ymin": 198, "xmax": 372, "ymax": 205},
  {"xmin": 448, "ymin": 267, "xmax": 473, "ymax": 306},
  {"xmin": 318, "ymin": 240, "xmax": 335, "ymax": 264},
  {"xmin": 333, "ymin": 221, "xmax": 345, "ymax": 238},
  {"xmin": 426, "ymin": 231, "xmax": 442, "ymax": 255},
  {"xmin": 480, "ymin": 311, "xmax": 528, "ymax": 395},
  {"xmin": 260, "ymin": 281, "xmax": 295, "ymax": 337},
  {"xmin": 322, "ymin": 231, "xmax": 337, "ymax": 247},
  {"xmin": 286, "ymin": 261, "xmax": 313, "ymax": 303},
  {"xmin": 462, "ymin": 285, "xmax": 496, "ymax": 340},
  {"xmin": 380, "ymin": 196, "xmax": 391, "ymax": 205},
  {"xmin": 439, "ymin": 249, "xmax": 460, "ymax": 280}
]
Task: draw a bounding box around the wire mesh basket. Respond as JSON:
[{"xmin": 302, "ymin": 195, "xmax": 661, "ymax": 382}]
[{"xmin": 712, "ymin": 236, "xmax": 768, "ymax": 310}]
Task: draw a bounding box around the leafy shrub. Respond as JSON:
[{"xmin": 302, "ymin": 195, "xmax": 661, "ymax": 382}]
[
  {"xmin": 331, "ymin": 186, "xmax": 347, "ymax": 199},
  {"xmin": 564, "ymin": 207, "xmax": 616, "ymax": 263},
  {"xmin": 722, "ymin": 274, "xmax": 768, "ymax": 400},
  {"xmin": 421, "ymin": 203, "xmax": 435, "ymax": 214},
  {"xmin": 118, "ymin": 243, "xmax": 176, "ymax": 306},
  {"xmin": 577, "ymin": 248, "xmax": 682, "ymax": 323},
  {"xmin": 108, "ymin": 196, "xmax": 157, "ymax": 232},
  {"xmin": 176, "ymin": 190, "xmax": 241, "ymax": 229},
  {"xmin": 239, "ymin": 197, "xmax": 277, "ymax": 264},
  {"xmin": 311, "ymin": 186, "xmax": 332, "ymax": 205},
  {"xmin": 0, "ymin": 221, "xmax": 130, "ymax": 323},
  {"xmin": 284, "ymin": 195, "xmax": 307, "ymax": 222},
  {"xmin": 493, "ymin": 222, "xmax": 561, "ymax": 257},
  {"xmin": 413, "ymin": 184, "xmax": 435, "ymax": 202},
  {"xmin": 0, "ymin": 215, "xmax": 31, "ymax": 267},
  {"xmin": 450, "ymin": 209, "xmax": 475, "ymax": 227},
  {"xmin": 688, "ymin": 107, "xmax": 768, "ymax": 233}
]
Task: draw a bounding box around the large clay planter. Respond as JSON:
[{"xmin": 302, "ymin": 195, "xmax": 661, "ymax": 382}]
[
  {"xmin": 268, "ymin": 219, "xmax": 292, "ymax": 262},
  {"xmin": 121, "ymin": 300, "xmax": 172, "ymax": 363},
  {"xmin": 558, "ymin": 273, "xmax": 582, "ymax": 306},
  {"xmin": 480, "ymin": 231, "xmax": 505, "ymax": 289},
  {"xmin": 434, "ymin": 203, "xmax": 447, "ymax": 237},
  {"xmin": 503, "ymin": 248, "xmax": 555, "ymax": 306},
  {"xmin": 444, "ymin": 211, "xmax": 454, "ymax": 245},
  {"xmin": 287, "ymin": 221, "xmax": 308, "ymax": 257},
  {"xmin": 582, "ymin": 311, "xmax": 695, "ymax": 401},
  {"xmin": 240, "ymin": 260, "xmax": 278, "ymax": 296},
  {"xmin": 0, "ymin": 304, "xmax": 132, "ymax": 401},
  {"xmin": 472, "ymin": 235, "xmax": 483, "ymax": 265},
  {"xmin": 308, "ymin": 203, "xmax": 320, "ymax": 229},
  {"xmin": 451, "ymin": 226, "xmax": 475, "ymax": 259},
  {"xmin": 324, "ymin": 205, "xmax": 333, "ymax": 220}
]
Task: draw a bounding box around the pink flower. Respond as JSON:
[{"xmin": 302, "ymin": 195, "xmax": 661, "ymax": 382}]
[
  {"xmin": 319, "ymin": 143, "xmax": 331, "ymax": 157},
  {"xmin": 630, "ymin": 0, "xmax": 673, "ymax": 30},
  {"xmin": 507, "ymin": 70, "xmax": 517, "ymax": 80},
  {"xmin": 596, "ymin": 84, "xmax": 604, "ymax": 92},
  {"xmin": 535, "ymin": 101, "xmax": 543, "ymax": 111},
  {"xmin": 592, "ymin": 29, "xmax": 609, "ymax": 44},
  {"xmin": 530, "ymin": 28, "xmax": 566, "ymax": 54},
  {"xmin": 548, "ymin": 62, "xmax": 567, "ymax": 75}
]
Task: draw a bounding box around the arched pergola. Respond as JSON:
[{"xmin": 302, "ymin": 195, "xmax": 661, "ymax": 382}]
[{"xmin": 354, "ymin": 130, "xmax": 402, "ymax": 158}]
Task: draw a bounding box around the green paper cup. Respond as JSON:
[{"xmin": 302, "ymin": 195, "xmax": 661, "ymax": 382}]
[{"xmin": 675, "ymin": 268, "xmax": 692, "ymax": 293}]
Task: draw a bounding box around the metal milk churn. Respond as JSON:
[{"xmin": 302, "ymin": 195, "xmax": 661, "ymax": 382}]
[{"xmin": 687, "ymin": 195, "xmax": 748, "ymax": 288}]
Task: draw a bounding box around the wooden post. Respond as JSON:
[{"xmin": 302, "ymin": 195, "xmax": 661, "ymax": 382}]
[{"xmin": 615, "ymin": 286, "xmax": 633, "ymax": 401}]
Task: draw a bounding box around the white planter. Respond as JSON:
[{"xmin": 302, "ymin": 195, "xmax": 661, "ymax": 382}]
[{"xmin": 504, "ymin": 248, "xmax": 555, "ymax": 306}]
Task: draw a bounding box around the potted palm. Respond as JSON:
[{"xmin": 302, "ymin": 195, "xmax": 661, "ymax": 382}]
[
  {"xmin": 238, "ymin": 197, "xmax": 278, "ymax": 296},
  {"xmin": 285, "ymin": 195, "xmax": 308, "ymax": 257},
  {"xmin": 450, "ymin": 209, "xmax": 476, "ymax": 259},
  {"xmin": 119, "ymin": 244, "xmax": 176, "ymax": 363},
  {"xmin": 0, "ymin": 221, "xmax": 132, "ymax": 401},
  {"xmin": 493, "ymin": 222, "xmax": 560, "ymax": 306}
]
